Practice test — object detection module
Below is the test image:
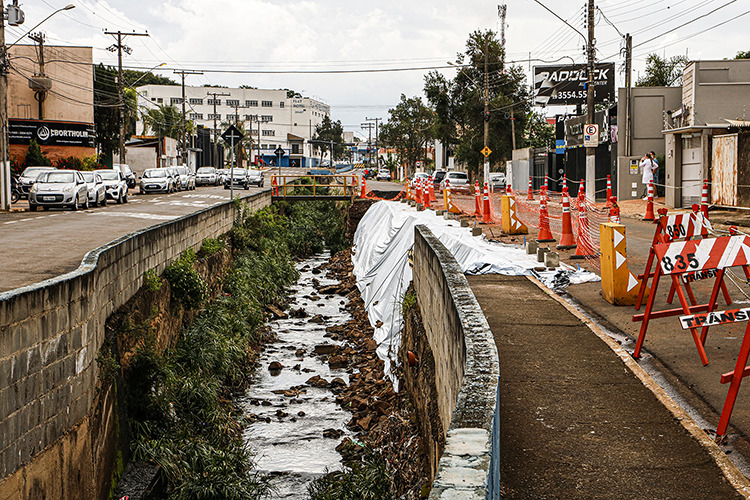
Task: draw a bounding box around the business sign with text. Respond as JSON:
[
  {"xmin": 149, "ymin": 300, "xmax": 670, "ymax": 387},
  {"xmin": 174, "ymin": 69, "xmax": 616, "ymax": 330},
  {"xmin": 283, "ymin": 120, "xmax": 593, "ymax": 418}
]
[
  {"xmin": 9, "ymin": 119, "xmax": 95, "ymax": 148},
  {"xmin": 533, "ymin": 63, "xmax": 615, "ymax": 106}
]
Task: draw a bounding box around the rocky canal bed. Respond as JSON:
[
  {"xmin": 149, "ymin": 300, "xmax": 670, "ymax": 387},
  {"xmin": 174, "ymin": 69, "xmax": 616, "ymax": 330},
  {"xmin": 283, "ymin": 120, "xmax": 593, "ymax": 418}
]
[{"xmin": 243, "ymin": 249, "xmax": 429, "ymax": 499}]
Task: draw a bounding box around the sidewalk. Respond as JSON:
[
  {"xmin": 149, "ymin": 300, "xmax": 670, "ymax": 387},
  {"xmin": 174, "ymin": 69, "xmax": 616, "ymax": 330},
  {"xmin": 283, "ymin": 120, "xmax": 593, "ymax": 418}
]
[{"xmin": 469, "ymin": 274, "xmax": 747, "ymax": 499}]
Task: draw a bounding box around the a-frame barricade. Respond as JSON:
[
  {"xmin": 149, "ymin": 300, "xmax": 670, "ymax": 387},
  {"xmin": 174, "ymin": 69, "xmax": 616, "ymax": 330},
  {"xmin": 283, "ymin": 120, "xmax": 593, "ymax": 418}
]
[{"xmin": 633, "ymin": 232, "xmax": 750, "ymax": 366}]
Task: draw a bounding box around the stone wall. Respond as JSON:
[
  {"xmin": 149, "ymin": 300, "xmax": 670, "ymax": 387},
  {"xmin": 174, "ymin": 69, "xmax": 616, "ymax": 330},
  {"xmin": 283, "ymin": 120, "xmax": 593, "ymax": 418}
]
[
  {"xmin": 412, "ymin": 225, "xmax": 501, "ymax": 499},
  {"xmin": 0, "ymin": 191, "xmax": 271, "ymax": 498}
]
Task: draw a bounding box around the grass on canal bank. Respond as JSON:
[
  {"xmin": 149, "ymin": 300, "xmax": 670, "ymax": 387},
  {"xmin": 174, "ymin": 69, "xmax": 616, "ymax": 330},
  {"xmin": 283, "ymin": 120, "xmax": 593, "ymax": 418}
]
[{"xmin": 113, "ymin": 200, "xmax": 348, "ymax": 500}]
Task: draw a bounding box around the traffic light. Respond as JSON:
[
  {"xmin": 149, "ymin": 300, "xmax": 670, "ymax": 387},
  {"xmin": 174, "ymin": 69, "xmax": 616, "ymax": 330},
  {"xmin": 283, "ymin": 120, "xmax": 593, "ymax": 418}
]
[{"xmin": 483, "ymin": 111, "xmax": 490, "ymax": 122}]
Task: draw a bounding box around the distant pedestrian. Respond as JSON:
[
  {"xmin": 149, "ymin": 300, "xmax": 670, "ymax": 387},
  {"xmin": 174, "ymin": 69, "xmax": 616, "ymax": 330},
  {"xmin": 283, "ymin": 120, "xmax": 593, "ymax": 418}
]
[
  {"xmin": 650, "ymin": 151, "xmax": 660, "ymax": 196},
  {"xmin": 640, "ymin": 152, "xmax": 657, "ymax": 199}
]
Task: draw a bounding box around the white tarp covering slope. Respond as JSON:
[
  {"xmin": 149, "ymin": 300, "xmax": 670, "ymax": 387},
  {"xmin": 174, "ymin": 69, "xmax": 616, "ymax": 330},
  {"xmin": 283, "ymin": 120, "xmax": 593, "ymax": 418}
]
[{"xmin": 351, "ymin": 200, "xmax": 597, "ymax": 379}]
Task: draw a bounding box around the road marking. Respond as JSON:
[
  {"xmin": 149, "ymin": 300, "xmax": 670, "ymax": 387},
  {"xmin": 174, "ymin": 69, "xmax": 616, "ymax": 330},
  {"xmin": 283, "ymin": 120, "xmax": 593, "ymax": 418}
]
[
  {"xmin": 182, "ymin": 194, "xmax": 227, "ymax": 200},
  {"xmin": 4, "ymin": 220, "xmax": 18, "ymax": 224},
  {"xmin": 87, "ymin": 212, "xmax": 177, "ymax": 221}
]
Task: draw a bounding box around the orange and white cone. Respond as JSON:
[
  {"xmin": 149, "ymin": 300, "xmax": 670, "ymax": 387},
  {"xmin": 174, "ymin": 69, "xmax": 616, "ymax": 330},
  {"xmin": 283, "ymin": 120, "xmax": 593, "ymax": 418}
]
[
  {"xmin": 571, "ymin": 180, "xmax": 596, "ymax": 259},
  {"xmin": 609, "ymin": 196, "xmax": 621, "ymax": 224},
  {"xmin": 542, "ymin": 175, "xmax": 548, "ymax": 201},
  {"xmin": 361, "ymin": 177, "xmax": 368, "ymax": 198},
  {"xmin": 416, "ymin": 178, "xmax": 423, "ymax": 205},
  {"xmin": 560, "ymin": 174, "xmax": 568, "ymax": 203},
  {"xmin": 557, "ymin": 190, "xmax": 577, "ymax": 249},
  {"xmin": 527, "ymin": 176, "xmax": 534, "ymax": 200},
  {"xmin": 643, "ymin": 180, "xmax": 655, "ymax": 221},
  {"xmin": 575, "ymin": 179, "xmax": 585, "ymax": 211},
  {"xmin": 701, "ymin": 179, "xmax": 709, "ymax": 219},
  {"xmin": 424, "ymin": 180, "xmax": 432, "ymax": 209},
  {"xmin": 605, "ymin": 175, "xmax": 613, "ymax": 207},
  {"xmin": 482, "ymin": 182, "xmax": 494, "ymax": 224},
  {"xmin": 473, "ymin": 180, "xmax": 482, "ymax": 217},
  {"xmin": 406, "ymin": 179, "xmax": 412, "ymax": 201},
  {"xmin": 537, "ymin": 193, "xmax": 556, "ymax": 243},
  {"xmin": 428, "ymin": 176, "xmax": 437, "ymax": 203}
]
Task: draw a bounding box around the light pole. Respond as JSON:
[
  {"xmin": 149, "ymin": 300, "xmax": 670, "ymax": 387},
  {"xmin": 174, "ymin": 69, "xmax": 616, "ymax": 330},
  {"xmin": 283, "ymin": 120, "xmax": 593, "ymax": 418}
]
[{"xmin": 1, "ymin": 3, "xmax": 74, "ymax": 211}]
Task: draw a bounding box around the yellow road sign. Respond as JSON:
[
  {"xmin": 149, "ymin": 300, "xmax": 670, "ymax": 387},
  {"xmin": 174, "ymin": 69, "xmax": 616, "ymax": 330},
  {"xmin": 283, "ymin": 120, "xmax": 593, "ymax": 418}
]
[{"xmin": 481, "ymin": 146, "xmax": 492, "ymax": 157}]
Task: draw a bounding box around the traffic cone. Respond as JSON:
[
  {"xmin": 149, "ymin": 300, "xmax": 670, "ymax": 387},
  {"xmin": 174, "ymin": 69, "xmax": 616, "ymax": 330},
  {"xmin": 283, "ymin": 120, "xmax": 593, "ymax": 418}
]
[
  {"xmin": 482, "ymin": 182, "xmax": 494, "ymax": 224},
  {"xmin": 605, "ymin": 175, "xmax": 613, "ymax": 207},
  {"xmin": 424, "ymin": 180, "xmax": 432, "ymax": 209},
  {"xmin": 527, "ymin": 176, "xmax": 534, "ymax": 200},
  {"xmin": 428, "ymin": 176, "xmax": 437, "ymax": 203},
  {"xmin": 643, "ymin": 180, "xmax": 655, "ymax": 221},
  {"xmin": 561, "ymin": 174, "xmax": 568, "ymax": 203},
  {"xmin": 575, "ymin": 179, "xmax": 585, "ymax": 211},
  {"xmin": 609, "ymin": 196, "xmax": 621, "ymax": 224},
  {"xmin": 571, "ymin": 180, "xmax": 596, "ymax": 259},
  {"xmin": 542, "ymin": 175, "xmax": 549, "ymax": 201},
  {"xmin": 557, "ymin": 190, "xmax": 577, "ymax": 249},
  {"xmin": 537, "ymin": 194, "xmax": 556, "ymax": 243},
  {"xmin": 701, "ymin": 179, "xmax": 709, "ymax": 219},
  {"xmin": 473, "ymin": 180, "xmax": 482, "ymax": 217},
  {"xmin": 361, "ymin": 177, "xmax": 368, "ymax": 198},
  {"xmin": 416, "ymin": 178, "xmax": 422, "ymax": 205},
  {"xmin": 406, "ymin": 179, "xmax": 412, "ymax": 201}
]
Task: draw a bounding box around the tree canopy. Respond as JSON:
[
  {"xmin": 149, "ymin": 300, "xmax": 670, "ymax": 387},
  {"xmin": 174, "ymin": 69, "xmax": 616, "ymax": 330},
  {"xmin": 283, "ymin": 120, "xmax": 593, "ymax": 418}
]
[
  {"xmin": 736, "ymin": 51, "xmax": 750, "ymax": 60},
  {"xmin": 94, "ymin": 64, "xmax": 138, "ymax": 159},
  {"xmin": 423, "ymin": 29, "xmax": 530, "ymax": 178},
  {"xmin": 379, "ymin": 94, "xmax": 434, "ymax": 176},
  {"xmin": 636, "ymin": 53, "xmax": 688, "ymax": 87},
  {"xmin": 312, "ymin": 116, "xmax": 345, "ymax": 160}
]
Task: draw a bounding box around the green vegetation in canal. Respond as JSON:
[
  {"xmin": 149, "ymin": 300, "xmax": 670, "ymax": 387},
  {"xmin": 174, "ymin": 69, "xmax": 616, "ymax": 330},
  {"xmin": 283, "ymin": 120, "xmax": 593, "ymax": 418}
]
[
  {"xmin": 121, "ymin": 201, "xmax": 348, "ymax": 499},
  {"xmin": 307, "ymin": 449, "xmax": 393, "ymax": 500}
]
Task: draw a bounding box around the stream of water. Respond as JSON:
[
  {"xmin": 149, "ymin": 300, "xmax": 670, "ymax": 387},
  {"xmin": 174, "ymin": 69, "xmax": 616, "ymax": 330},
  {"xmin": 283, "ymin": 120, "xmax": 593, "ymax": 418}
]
[{"xmin": 240, "ymin": 253, "xmax": 354, "ymax": 499}]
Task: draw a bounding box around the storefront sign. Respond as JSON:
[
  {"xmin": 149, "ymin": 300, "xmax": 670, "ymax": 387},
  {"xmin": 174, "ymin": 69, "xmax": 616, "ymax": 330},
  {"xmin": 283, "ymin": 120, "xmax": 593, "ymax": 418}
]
[
  {"xmin": 534, "ymin": 63, "xmax": 615, "ymax": 106},
  {"xmin": 9, "ymin": 119, "xmax": 95, "ymax": 147}
]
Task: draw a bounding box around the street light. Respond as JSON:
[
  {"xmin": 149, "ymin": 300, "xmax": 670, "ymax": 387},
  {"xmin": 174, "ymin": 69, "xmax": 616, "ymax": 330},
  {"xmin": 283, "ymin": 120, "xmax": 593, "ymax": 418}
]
[{"xmin": 7, "ymin": 4, "xmax": 75, "ymax": 50}]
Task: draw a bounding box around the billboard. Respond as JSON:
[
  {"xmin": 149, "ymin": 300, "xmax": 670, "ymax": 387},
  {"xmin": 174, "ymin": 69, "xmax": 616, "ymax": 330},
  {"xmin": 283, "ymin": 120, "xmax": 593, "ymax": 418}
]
[
  {"xmin": 9, "ymin": 119, "xmax": 95, "ymax": 147},
  {"xmin": 534, "ymin": 63, "xmax": 615, "ymax": 106}
]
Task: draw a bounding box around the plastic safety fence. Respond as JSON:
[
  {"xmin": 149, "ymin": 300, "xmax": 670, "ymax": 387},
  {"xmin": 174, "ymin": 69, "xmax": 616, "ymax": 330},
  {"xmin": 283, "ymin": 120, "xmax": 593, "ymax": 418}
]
[{"xmin": 362, "ymin": 184, "xmax": 408, "ymax": 202}]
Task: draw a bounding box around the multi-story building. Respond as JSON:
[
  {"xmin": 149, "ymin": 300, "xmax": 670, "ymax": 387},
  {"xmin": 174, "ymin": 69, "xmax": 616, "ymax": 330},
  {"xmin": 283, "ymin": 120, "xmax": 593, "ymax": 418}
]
[{"xmin": 135, "ymin": 84, "xmax": 330, "ymax": 168}]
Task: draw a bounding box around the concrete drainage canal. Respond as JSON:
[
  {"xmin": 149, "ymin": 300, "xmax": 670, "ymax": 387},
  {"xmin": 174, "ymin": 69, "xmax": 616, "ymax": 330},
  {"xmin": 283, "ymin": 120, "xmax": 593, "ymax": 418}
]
[{"xmin": 241, "ymin": 252, "xmax": 354, "ymax": 498}]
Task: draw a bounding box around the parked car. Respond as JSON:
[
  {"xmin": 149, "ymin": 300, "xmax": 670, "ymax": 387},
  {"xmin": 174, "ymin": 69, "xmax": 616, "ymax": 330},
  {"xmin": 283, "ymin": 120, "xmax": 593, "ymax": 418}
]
[
  {"xmin": 29, "ymin": 170, "xmax": 89, "ymax": 211},
  {"xmin": 246, "ymin": 169, "xmax": 264, "ymax": 187},
  {"xmin": 489, "ymin": 172, "xmax": 506, "ymax": 190},
  {"xmin": 216, "ymin": 169, "xmax": 229, "ymax": 184},
  {"xmin": 112, "ymin": 163, "xmax": 136, "ymax": 188},
  {"xmin": 224, "ymin": 168, "xmax": 251, "ymax": 190},
  {"xmin": 175, "ymin": 166, "xmax": 195, "ymax": 190},
  {"xmin": 166, "ymin": 167, "xmax": 182, "ymax": 190},
  {"xmin": 433, "ymin": 170, "xmax": 446, "ymax": 190},
  {"xmin": 139, "ymin": 168, "xmax": 175, "ymax": 194},
  {"xmin": 376, "ymin": 169, "xmax": 391, "ymax": 181},
  {"xmin": 196, "ymin": 167, "xmax": 220, "ymax": 186},
  {"xmin": 440, "ymin": 171, "xmax": 470, "ymax": 192},
  {"xmin": 410, "ymin": 171, "xmax": 429, "ymax": 189},
  {"xmin": 95, "ymin": 169, "xmax": 129, "ymax": 203},
  {"xmin": 80, "ymin": 171, "xmax": 107, "ymax": 207},
  {"xmin": 17, "ymin": 166, "xmax": 55, "ymax": 198}
]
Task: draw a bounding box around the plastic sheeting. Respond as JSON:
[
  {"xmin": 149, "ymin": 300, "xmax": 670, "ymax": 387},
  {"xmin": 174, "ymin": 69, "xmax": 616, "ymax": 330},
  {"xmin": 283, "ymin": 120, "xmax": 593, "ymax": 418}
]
[{"xmin": 351, "ymin": 201, "xmax": 599, "ymax": 380}]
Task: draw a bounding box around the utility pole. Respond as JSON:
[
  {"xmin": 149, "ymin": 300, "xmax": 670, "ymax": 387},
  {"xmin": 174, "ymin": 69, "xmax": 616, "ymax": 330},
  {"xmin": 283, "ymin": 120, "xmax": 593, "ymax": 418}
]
[
  {"xmin": 483, "ymin": 38, "xmax": 490, "ymax": 184},
  {"xmin": 174, "ymin": 69, "xmax": 202, "ymax": 166},
  {"xmin": 229, "ymin": 101, "xmax": 247, "ymax": 166},
  {"xmin": 29, "ymin": 32, "xmax": 47, "ymax": 119},
  {"xmin": 207, "ymin": 91, "xmax": 229, "ymax": 170},
  {"xmin": 361, "ymin": 122, "xmax": 375, "ymax": 167},
  {"xmin": 364, "ymin": 117, "xmax": 381, "ymax": 168},
  {"xmin": 0, "ymin": 3, "xmax": 8, "ymax": 211},
  {"xmin": 623, "ymin": 33, "xmax": 632, "ymax": 157},
  {"xmin": 585, "ymin": 0, "xmax": 596, "ymax": 201},
  {"xmin": 105, "ymin": 30, "xmax": 149, "ymax": 165}
]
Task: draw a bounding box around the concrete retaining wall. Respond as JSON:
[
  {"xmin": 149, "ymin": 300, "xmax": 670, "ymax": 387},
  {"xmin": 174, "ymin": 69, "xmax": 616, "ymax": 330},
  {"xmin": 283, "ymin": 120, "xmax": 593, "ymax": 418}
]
[
  {"xmin": 412, "ymin": 225, "xmax": 500, "ymax": 499},
  {"xmin": 0, "ymin": 191, "xmax": 271, "ymax": 497}
]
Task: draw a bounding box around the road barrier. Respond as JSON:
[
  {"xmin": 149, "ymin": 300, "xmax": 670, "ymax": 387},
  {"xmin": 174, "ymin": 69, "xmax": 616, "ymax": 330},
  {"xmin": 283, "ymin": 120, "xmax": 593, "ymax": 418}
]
[
  {"xmin": 600, "ymin": 222, "xmax": 643, "ymax": 306},
  {"xmin": 271, "ymin": 174, "xmax": 359, "ymax": 201},
  {"xmin": 557, "ymin": 189, "xmax": 576, "ymax": 250},
  {"xmin": 500, "ymin": 194, "xmax": 528, "ymax": 235}
]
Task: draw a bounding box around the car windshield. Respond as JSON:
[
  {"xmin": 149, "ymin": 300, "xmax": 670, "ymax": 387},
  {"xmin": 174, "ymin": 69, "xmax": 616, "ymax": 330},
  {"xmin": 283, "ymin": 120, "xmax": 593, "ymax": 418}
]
[
  {"xmin": 38, "ymin": 171, "xmax": 76, "ymax": 183},
  {"xmin": 21, "ymin": 167, "xmax": 51, "ymax": 178},
  {"xmin": 197, "ymin": 167, "xmax": 214, "ymax": 174},
  {"xmin": 232, "ymin": 169, "xmax": 247, "ymax": 175},
  {"xmin": 97, "ymin": 171, "xmax": 119, "ymax": 180},
  {"xmin": 80, "ymin": 172, "xmax": 95, "ymax": 182},
  {"xmin": 114, "ymin": 164, "xmax": 132, "ymax": 174},
  {"xmin": 144, "ymin": 170, "xmax": 167, "ymax": 178},
  {"xmin": 490, "ymin": 173, "xmax": 504, "ymax": 179},
  {"xmin": 448, "ymin": 172, "xmax": 468, "ymax": 180}
]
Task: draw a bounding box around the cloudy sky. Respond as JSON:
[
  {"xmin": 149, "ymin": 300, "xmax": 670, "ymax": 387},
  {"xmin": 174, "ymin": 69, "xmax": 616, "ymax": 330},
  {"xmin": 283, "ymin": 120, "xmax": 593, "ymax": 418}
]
[{"xmin": 13, "ymin": 0, "xmax": 750, "ymax": 138}]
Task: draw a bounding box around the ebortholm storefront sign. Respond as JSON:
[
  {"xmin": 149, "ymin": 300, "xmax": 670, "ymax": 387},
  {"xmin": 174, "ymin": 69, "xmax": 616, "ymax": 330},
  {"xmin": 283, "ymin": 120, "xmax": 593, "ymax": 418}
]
[
  {"xmin": 533, "ymin": 63, "xmax": 615, "ymax": 106},
  {"xmin": 9, "ymin": 119, "xmax": 96, "ymax": 147}
]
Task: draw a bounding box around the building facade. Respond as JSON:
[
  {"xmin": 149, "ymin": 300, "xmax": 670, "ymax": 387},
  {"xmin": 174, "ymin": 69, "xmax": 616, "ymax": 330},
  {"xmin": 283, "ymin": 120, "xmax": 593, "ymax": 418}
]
[
  {"xmin": 8, "ymin": 44, "xmax": 95, "ymax": 165},
  {"xmin": 135, "ymin": 85, "xmax": 330, "ymax": 167}
]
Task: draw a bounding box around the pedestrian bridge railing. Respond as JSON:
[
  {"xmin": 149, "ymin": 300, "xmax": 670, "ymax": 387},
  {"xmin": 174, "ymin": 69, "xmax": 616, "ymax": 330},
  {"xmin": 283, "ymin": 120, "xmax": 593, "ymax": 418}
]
[{"xmin": 271, "ymin": 174, "xmax": 359, "ymax": 201}]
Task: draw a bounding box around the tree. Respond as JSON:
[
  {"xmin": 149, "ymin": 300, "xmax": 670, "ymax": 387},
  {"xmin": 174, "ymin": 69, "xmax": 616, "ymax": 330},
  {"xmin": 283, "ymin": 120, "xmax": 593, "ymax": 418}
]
[
  {"xmin": 312, "ymin": 116, "xmax": 344, "ymax": 162},
  {"xmin": 423, "ymin": 30, "xmax": 530, "ymax": 178},
  {"xmin": 25, "ymin": 139, "xmax": 51, "ymax": 166},
  {"xmin": 142, "ymin": 105, "xmax": 183, "ymax": 141},
  {"xmin": 736, "ymin": 51, "xmax": 750, "ymax": 59},
  {"xmin": 526, "ymin": 111, "xmax": 555, "ymax": 149},
  {"xmin": 636, "ymin": 54, "xmax": 688, "ymax": 87},
  {"xmin": 379, "ymin": 94, "xmax": 434, "ymax": 177},
  {"xmin": 94, "ymin": 64, "xmax": 139, "ymax": 160},
  {"xmin": 123, "ymin": 69, "xmax": 176, "ymax": 87}
]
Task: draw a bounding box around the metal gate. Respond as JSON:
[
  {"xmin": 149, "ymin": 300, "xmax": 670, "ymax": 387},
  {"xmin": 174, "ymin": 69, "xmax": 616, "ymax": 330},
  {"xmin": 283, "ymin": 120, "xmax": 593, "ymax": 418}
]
[
  {"xmin": 681, "ymin": 134, "xmax": 703, "ymax": 207},
  {"xmin": 712, "ymin": 133, "xmax": 738, "ymax": 206}
]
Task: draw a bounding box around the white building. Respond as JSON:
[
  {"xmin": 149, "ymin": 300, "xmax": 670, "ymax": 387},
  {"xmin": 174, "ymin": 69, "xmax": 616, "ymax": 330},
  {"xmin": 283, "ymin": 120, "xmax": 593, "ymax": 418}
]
[{"xmin": 135, "ymin": 84, "xmax": 330, "ymax": 167}]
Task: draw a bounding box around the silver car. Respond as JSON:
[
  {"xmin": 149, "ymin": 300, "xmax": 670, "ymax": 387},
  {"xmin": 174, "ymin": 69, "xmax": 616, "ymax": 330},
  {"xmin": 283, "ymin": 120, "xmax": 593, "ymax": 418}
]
[
  {"xmin": 95, "ymin": 169, "xmax": 129, "ymax": 203},
  {"xmin": 195, "ymin": 166, "xmax": 219, "ymax": 186},
  {"xmin": 18, "ymin": 166, "xmax": 55, "ymax": 198},
  {"xmin": 167, "ymin": 167, "xmax": 182, "ymax": 191},
  {"xmin": 175, "ymin": 166, "xmax": 195, "ymax": 190},
  {"xmin": 80, "ymin": 171, "xmax": 107, "ymax": 207},
  {"xmin": 29, "ymin": 170, "xmax": 89, "ymax": 211},
  {"xmin": 440, "ymin": 171, "xmax": 470, "ymax": 192},
  {"xmin": 247, "ymin": 169, "xmax": 264, "ymax": 187},
  {"xmin": 139, "ymin": 168, "xmax": 174, "ymax": 194}
]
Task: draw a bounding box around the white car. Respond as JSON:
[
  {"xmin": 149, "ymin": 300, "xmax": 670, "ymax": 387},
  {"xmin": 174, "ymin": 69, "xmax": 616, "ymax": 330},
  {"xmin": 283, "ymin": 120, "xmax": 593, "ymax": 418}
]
[
  {"xmin": 195, "ymin": 166, "xmax": 219, "ymax": 186},
  {"xmin": 410, "ymin": 171, "xmax": 429, "ymax": 189},
  {"xmin": 29, "ymin": 170, "xmax": 89, "ymax": 211},
  {"xmin": 489, "ymin": 172, "xmax": 506, "ymax": 190},
  {"xmin": 95, "ymin": 169, "xmax": 129, "ymax": 203},
  {"xmin": 440, "ymin": 171, "xmax": 470, "ymax": 192},
  {"xmin": 175, "ymin": 166, "xmax": 195, "ymax": 190},
  {"xmin": 139, "ymin": 168, "xmax": 175, "ymax": 194},
  {"xmin": 80, "ymin": 171, "xmax": 107, "ymax": 207},
  {"xmin": 376, "ymin": 169, "xmax": 391, "ymax": 181}
]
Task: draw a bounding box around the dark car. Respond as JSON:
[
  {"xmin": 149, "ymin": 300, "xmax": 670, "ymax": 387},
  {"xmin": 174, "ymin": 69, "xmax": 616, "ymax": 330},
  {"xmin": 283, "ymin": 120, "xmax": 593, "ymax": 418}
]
[
  {"xmin": 223, "ymin": 168, "xmax": 251, "ymax": 190},
  {"xmin": 433, "ymin": 170, "xmax": 446, "ymax": 190},
  {"xmin": 18, "ymin": 166, "xmax": 55, "ymax": 198}
]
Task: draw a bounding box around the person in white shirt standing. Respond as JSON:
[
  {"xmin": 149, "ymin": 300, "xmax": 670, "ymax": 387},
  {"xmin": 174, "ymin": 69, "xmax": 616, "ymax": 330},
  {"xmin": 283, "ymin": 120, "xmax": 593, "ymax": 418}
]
[{"xmin": 640, "ymin": 152, "xmax": 657, "ymax": 199}]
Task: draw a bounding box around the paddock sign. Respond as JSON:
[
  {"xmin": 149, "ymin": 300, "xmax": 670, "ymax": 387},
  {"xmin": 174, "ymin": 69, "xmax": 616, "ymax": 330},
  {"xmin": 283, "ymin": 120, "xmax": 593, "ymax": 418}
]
[{"xmin": 680, "ymin": 308, "xmax": 750, "ymax": 330}]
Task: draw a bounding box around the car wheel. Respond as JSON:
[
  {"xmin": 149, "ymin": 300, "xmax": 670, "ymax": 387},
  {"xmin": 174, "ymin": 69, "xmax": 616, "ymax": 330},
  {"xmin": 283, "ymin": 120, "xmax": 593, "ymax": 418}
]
[
  {"xmin": 83, "ymin": 195, "xmax": 89, "ymax": 210},
  {"xmin": 116, "ymin": 192, "xmax": 123, "ymax": 204},
  {"xmin": 244, "ymin": 184, "xmax": 249, "ymax": 190},
  {"xmin": 29, "ymin": 204, "xmax": 37, "ymax": 211},
  {"xmin": 101, "ymin": 193, "xmax": 107, "ymax": 206},
  {"xmin": 224, "ymin": 185, "xmax": 229, "ymax": 190},
  {"xmin": 123, "ymin": 192, "xmax": 128, "ymax": 203},
  {"xmin": 71, "ymin": 197, "xmax": 79, "ymax": 211}
]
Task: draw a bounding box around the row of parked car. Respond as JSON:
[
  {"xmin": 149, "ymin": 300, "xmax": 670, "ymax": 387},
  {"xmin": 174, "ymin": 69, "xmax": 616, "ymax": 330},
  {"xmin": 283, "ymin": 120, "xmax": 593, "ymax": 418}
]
[
  {"xmin": 411, "ymin": 170, "xmax": 506, "ymax": 192},
  {"xmin": 16, "ymin": 164, "xmax": 266, "ymax": 212}
]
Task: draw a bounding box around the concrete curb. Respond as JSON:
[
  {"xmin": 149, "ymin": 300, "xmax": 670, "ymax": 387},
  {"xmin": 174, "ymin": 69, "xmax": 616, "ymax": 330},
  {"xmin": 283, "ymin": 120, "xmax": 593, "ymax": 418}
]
[{"xmin": 526, "ymin": 275, "xmax": 750, "ymax": 498}]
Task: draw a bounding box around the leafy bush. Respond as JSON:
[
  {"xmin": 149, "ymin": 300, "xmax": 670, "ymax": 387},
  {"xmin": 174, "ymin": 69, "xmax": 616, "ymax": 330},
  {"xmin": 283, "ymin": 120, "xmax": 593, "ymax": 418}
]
[
  {"xmin": 143, "ymin": 268, "xmax": 162, "ymax": 293},
  {"xmin": 53, "ymin": 156, "xmax": 84, "ymax": 170},
  {"xmin": 199, "ymin": 237, "xmax": 224, "ymax": 257},
  {"xmin": 163, "ymin": 249, "xmax": 207, "ymax": 310},
  {"xmin": 82, "ymin": 154, "xmax": 103, "ymax": 171},
  {"xmin": 307, "ymin": 450, "xmax": 393, "ymax": 500}
]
